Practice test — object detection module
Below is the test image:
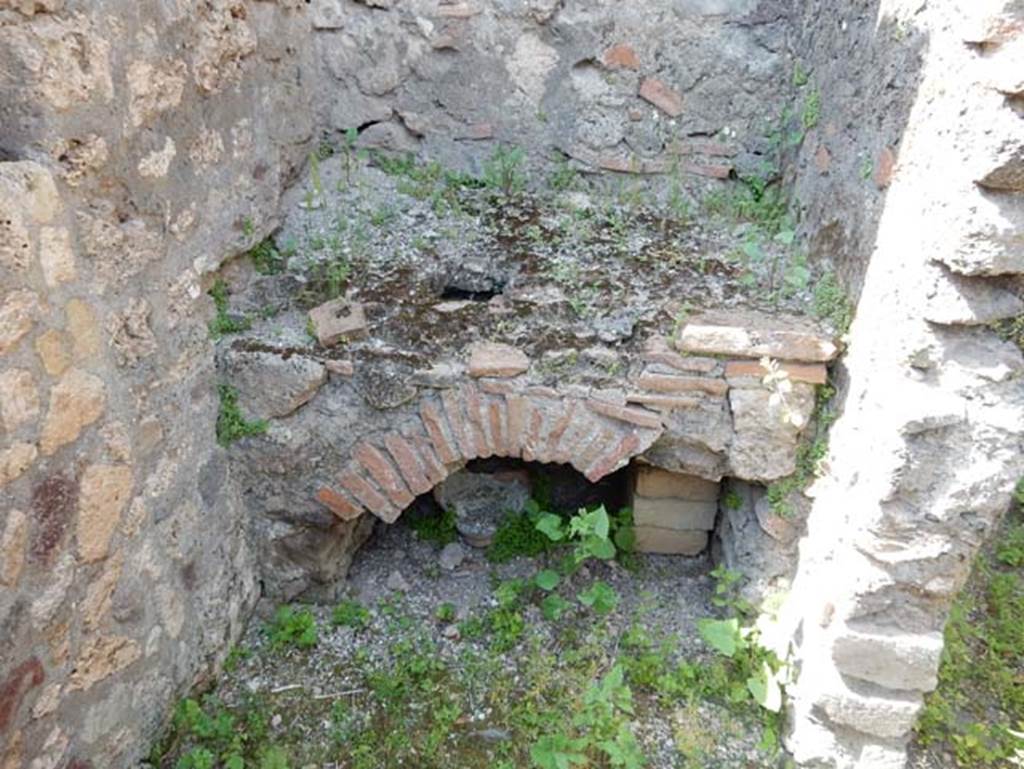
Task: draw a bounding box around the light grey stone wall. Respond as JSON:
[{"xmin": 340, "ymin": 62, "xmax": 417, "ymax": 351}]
[{"xmin": 781, "ymin": 1, "xmax": 1024, "ymax": 766}]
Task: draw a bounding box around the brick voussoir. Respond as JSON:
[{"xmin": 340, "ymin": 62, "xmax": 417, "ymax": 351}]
[
  {"xmin": 383, "ymin": 433, "xmax": 433, "ymax": 496},
  {"xmin": 586, "ymin": 431, "xmax": 642, "ymax": 481},
  {"xmin": 441, "ymin": 389, "xmax": 477, "ymax": 460},
  {"xmin": 541, "ymin": 399, "xmax": 578, "ymax": 463},
  {"xmin": 505, "ymin": 394, "xmax": 528, "ymax": 458},
  {"xmin": 405, "ymin": 430, "xmax": 449, "ymax": 487},
  {"xmin": 315, "ymin": 486, "xmax": 364, "ymax": 521},
  {"xmin": 486, "ymin": 396, "xmax": 509, "ymax": 457},
  {"xmin": 339, "ymin": 466, "xmax": 399, "ymax": 522},
  {"xmin": 420, "ymin": 398, "xmax": 460, "ymax": 465},
  {"xmin": 461, "ymin": 383, "xmax": 491, "ymax": 458},
  {"xmin": 521, "ymin": 397, "xmax": 549, "ymax": 462},
  {"xmin": 353, "ymin": 441, "xmax": 414, "ymax": 509},
  {"xmin": 572, "ymin": 427, "xmax": 615, "ymax": 476}
]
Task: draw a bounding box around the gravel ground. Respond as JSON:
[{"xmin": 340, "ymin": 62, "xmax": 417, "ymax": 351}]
[{"xmin": 159, "ymin": 518, "xmax": 793, "ymax": 769}]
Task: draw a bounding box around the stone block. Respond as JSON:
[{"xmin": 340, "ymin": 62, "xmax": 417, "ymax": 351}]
[
  {"xmin": 222, "ymin": 349, "xmax": 327, "ymax": 419},
  {"xmin": 728, "ymin": 384, "xmax": 815, "ymax": 481},
  {"xmin": 39, "ymin": 369, "xmax": 106, "ymax": 455},
  {"xmin": 468, "ymin": 342, "xmax": 529, "ymax": 378},
  {"xmin": 633, "ymin": 496, "xmax": 717, "ymax": 531},
  {"xmin": 832, "ymin": 630, "xmax": 943, "ymax": 692},
  {"xmin": 819, "ymin": 689, "xmax": 922, "ymax": 740},
  {"xmin": 634, "ymin": 466, "xmax": 719, "ymax": 500},
  {"xmin": 633, "ymin": 526, "xmax": 708, "ymax": 555},
  {"xmin": 308, "ymin": 299, "xmax": 368, "ymax": 347},
  {"xmin": 676, "ymin": 310, "xmax": 838, "ymax": 362}
]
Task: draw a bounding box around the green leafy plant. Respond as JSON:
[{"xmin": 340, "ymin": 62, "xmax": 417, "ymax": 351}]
[
  {"xmin": 249, "ymin": 237, "xmax": 284, "ymax": 275},
  {"xmin": 332, "ymin": 599, "xmax": 371, "ymax": 629},
  {"xmin": 483, "ymin": 144, "xmax": 527, "ymax": 196},
  {"xmin": 487, "ymin": 500, "xmax": 557, "ymax": 562},
  {"xmin": 812, "ymin": 271, "xmax": 854, "ymax": 334},
  {"xmin": 208, "ymin": 279, "xmax": 251, "ymax": 339},
  {"xmin": 265, "ymin": 605, "xmax": 318, "ymax": 651},
  {"xmin": 215, "ymin": 384, "xmax": 268, "ymax": 447},
  {"xmin": 409, "ymin": 507, "xmax": 458, "ymax": 545}
]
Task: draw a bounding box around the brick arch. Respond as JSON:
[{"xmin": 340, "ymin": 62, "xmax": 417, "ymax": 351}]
[{"xmin": 314, "ymin": 382, "xmax": 665, "ymax": 525}]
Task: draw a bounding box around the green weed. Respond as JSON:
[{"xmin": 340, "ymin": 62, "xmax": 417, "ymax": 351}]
[
  {"xmin": 215, "ymin": 384, "xmax": 268, "ymax": 447},
  {"xmin": 265, "ymin": 605, "xmax": 318, "ymax": 651}
]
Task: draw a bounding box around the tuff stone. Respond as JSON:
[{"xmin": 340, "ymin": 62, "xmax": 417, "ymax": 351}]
[
  {"xmin": 634, "ymin": 467, "xmax": 719, "ymax": 500},
  {"xmin": 308, "ymin": 299, "xmax": 369, "ymax": 346},
  {"xmin": 633, "ymin": 496, "xmax": 717, "ymax": 530},
  {"xmin": 0, "ymin": 443, "xmax": 37, "ymax": 488},
  {"xmin": 0, "ymin": 369, "xmax": 40, "ymax": 432},
  {"xmin": 0, "ymin": 290, "xmax": 39, "ymax": 357},
  {"xmin": 633, "ymin": 526, "xmax": 708, "ymax": 555},
  {"xmin": 0, "ymin": 510, "xmax": 29, "ymax": 587},
  {"xmin": 77, "ymin": 464, "xmax": 133, "ymax": 563},
  {"xmin": 728, "ymin": 385, "xmax": 815, "ymax": 481},
  {"xmin": 39, "ymin": 369, "xmax": 106, "ymax": 456}
]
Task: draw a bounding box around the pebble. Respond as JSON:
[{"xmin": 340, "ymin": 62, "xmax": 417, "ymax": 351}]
[
  {"xmin": 386, "ymin": 569, "xmax": 411, "ymax": 592},
  {"xmin": 439, "ymin": 541, "xmax": 466, "ymax": 571}
]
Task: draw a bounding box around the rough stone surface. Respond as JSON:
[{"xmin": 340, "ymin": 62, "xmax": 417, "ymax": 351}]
[
  {"xmin": 434, "ymin": 469, "xmax": 530, "ymax": 547},
  {"xmin": 634, "ymin": 467, "xmax": 719, "ymax": 500},
  {"xmin": 222, "ymin": 349, "xmax": 327, "ymax": 419},
  {"xmin": 728, "ymin": 384, "xmax": 815, "ymax": 481},
  {"xmin": 38, "ymin": 369, "xmax": 106, "ymax": 456},
  {"xmin": 77, "ymin": 464, "xmax": 133, "ymax": 563},
  {"xmin": 832, "ymin": 630, "xmax": 943, "ymax": 692},
  {"xmin": 309, "ymin": 299, "xmax": 369, "ymax": 346},
  {"xmin": 677, "ymin": 311, "xmax": 839, "ymax": 362}
]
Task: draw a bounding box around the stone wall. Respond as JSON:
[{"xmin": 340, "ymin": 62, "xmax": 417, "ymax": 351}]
[
  {"xmin": 310, "ymin": 0, "xmax": 793, "ymax": 187},
  {"xmin": 781, "ymin": 1, "xmax": 1024, "ymax": 766},
  {"xmin": 0, "ymin": 1, "xmax": 314, "ymax": 765}
]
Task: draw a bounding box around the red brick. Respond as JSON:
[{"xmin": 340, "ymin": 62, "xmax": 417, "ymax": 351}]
[
  {"xmin": 724, "ymin": 360, "xmax": 828, "ymax": 385},
  {"xmin": 459, "ymin": 122, "xmax": 494, "ymax": 140},
  {"xmin": 406, "ymin": 430, "xmax": 448, "ymax": 486},
  {"xmin": 479, "ymin": 379, "xmax": 516, "ymax": 395},
  {"xmin": 677, "ymin": 162, "xmax": 732, "ymax": 179},
  {"xmin": 639, "ymin": 78, "xmax": 683, "ymax": 117},
  {"xmin": 325, "ymin": 359, "xmax": 354, "ymax": 376},
  {"xmin": 666, "ymin": 139, "xmax": 739, "ymax": 157},
  {"xmin": 676, "ymin": 310, "xmax": 839, "ymax": 362},
  {"xmin": 603, "ymin": 43, "xmax": 640, "ymax": 70},
  {"xmin": 505, "ymin": 394, "xmax": 528, "ymax": 457},
  {"xmin": 384, "ymin": 434, "xmax": 433, "ymax": 496},
  {"xmin": 586, "ymin": 432, "xmax": 642, "ymax": 482},
  {"xmin": 441, "ymin": 389, "xmax": 476, "ymax": 459},
  {"xmin": 353, "ymin": 442, "xmax": 413, "ymax": 509},
  {"xmin": 487, "ymin": 397, "xmax": 509, "ymax": 457},
  {"xmin": 587, "ymin": 399, "xmax": 662, "ymax": 429},
  {"xmin": 420, "ymin": 398, "xmax": 460, "ymax": 465},
  {"xmin": 641, "ymin": 349, "xmax": 719, "ymax": 374},
  {"xmin": 461, "ymin": 384, "xmax": 490, "ymax": 458},
  {"xmin": 339, "ymin": 466, "xmax": 397, "ymax": 521},
  {"xmin": 468, "ymin": 342, "xmax": 529, "ymax": 378},
  {"xmin": 625, "ymin": 393, "xmax": 704, "ymax": 410},
  {"xmin": 525, "ymin": 385, "xmax": 560, "ymax": 399},
  {"xmin": 636, "ymin": 373, "xmax": 728, "ymax": 396},
  {"xmin": 315, "ymin": 486, "xmax": 364, "ymax": 521}
]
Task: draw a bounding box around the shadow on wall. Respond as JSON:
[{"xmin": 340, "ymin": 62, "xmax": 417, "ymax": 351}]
[{"xmin": 789, "ymin": 0, "xmax": 929, "ymax": 300}]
